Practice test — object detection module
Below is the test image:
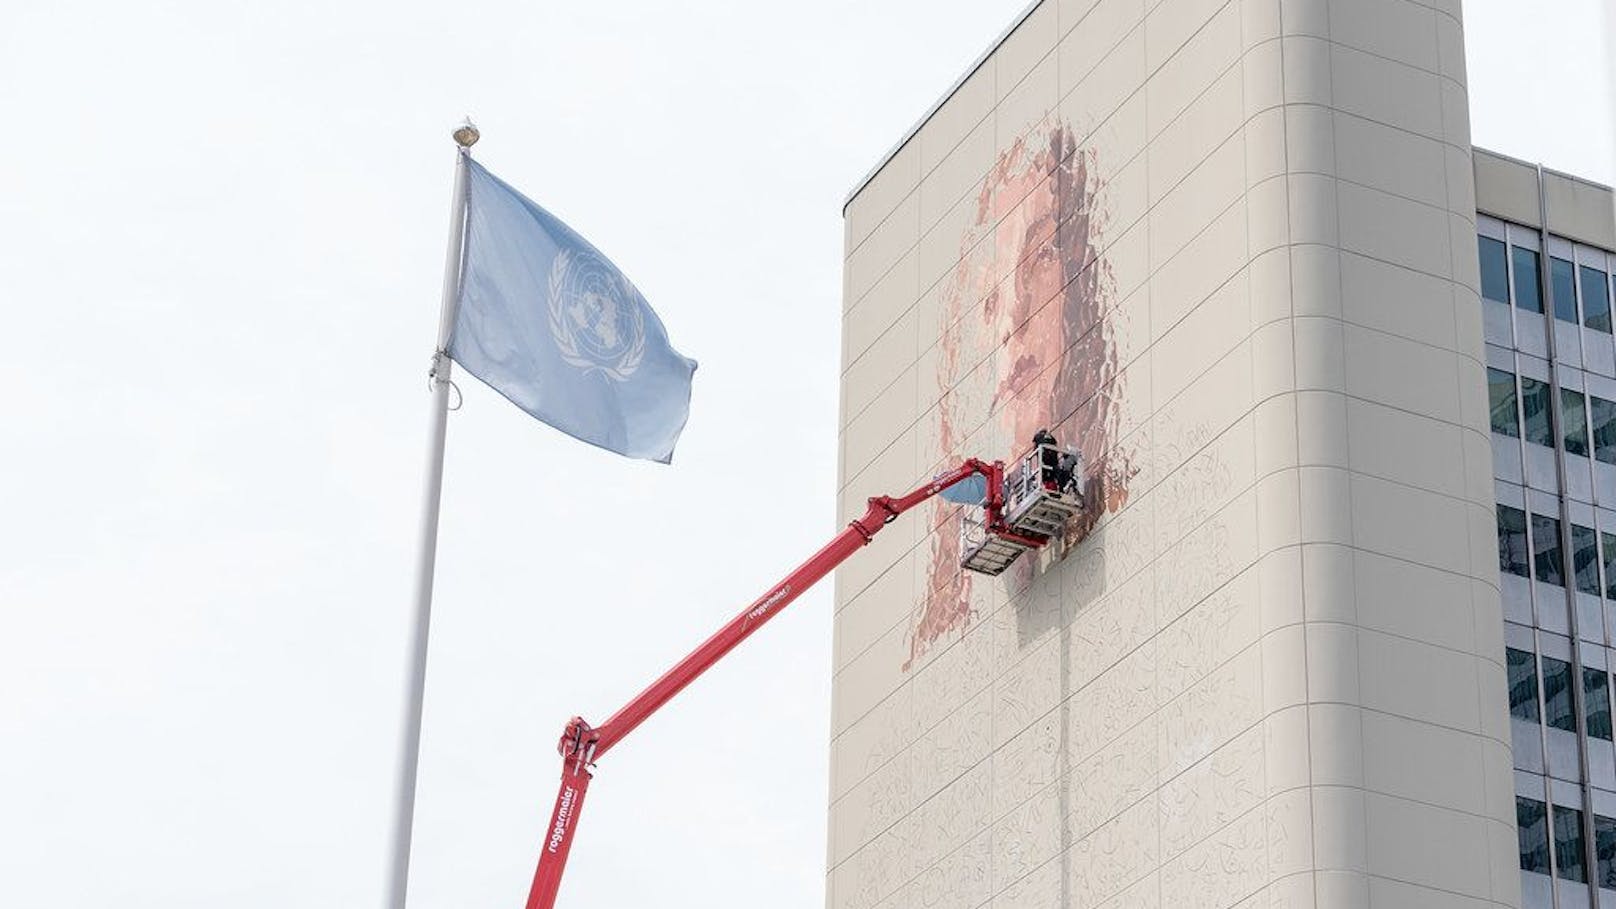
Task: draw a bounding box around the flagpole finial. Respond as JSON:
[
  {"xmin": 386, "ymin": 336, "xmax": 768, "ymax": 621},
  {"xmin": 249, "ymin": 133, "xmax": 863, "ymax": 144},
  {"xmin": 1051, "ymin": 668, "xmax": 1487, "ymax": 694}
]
[{"xmin": 452, "ymin": 119, "xmax": 480, "ymax": 148}]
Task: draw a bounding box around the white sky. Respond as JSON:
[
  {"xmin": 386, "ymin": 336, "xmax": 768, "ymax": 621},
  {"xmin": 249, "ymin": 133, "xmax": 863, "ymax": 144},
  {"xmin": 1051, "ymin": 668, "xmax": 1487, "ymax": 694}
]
[{"xmin": 0, "ymin": 2, "xmax": 1609, "ymax": 908}]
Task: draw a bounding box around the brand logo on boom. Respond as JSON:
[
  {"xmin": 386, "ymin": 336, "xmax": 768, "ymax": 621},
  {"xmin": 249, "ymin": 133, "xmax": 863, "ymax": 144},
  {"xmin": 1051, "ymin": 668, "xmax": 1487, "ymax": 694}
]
[{"xmin": 547, "ymin": 785, "xmax": 577, "ymax": 854}]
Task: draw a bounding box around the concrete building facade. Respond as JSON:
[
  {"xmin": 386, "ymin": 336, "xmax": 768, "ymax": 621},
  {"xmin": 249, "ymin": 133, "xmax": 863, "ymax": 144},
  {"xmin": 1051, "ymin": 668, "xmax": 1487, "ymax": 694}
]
[{"xmin": 829, "ymin": 1, "xmax": 1616, "ymax": 906}]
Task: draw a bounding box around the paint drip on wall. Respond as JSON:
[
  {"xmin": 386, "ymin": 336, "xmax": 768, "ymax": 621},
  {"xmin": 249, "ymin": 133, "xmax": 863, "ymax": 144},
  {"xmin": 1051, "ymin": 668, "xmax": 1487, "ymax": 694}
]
[{"xmin": 905, "ymin": 122, "xmax": 1136, "ymax": 671}]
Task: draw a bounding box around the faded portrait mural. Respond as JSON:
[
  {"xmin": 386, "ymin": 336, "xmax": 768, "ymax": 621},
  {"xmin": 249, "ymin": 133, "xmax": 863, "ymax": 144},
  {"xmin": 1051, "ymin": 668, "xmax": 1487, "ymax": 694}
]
[{"xmin": 906, "ymin": 122, "xmax": 1136, "ymax": 670}]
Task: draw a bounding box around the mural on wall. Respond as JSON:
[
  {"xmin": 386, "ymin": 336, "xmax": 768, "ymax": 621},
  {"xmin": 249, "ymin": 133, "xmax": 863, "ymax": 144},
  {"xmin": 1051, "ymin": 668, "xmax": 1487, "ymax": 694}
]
[{"xmin": 905, "ymin": 122, "xmax": 1136, "ymax": 671}]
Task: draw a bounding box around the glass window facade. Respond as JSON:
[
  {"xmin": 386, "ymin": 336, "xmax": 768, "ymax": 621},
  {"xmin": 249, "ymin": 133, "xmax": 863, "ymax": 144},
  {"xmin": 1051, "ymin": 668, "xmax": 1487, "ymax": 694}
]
[
  {"xmin": 1499, "ymin": 506, "xmax": 1530, "ymax": 578},
  {"xmin": 1557, "ymin": 805, "xmax": 1589, "ymax": 882},
  {"xmin": 1593, "ymin": 396, "xmax": 1616, "ymax": 464},
  {"xmin": 1481, "ymin": 236, "xmax": 1511, "ymax": 304},
  {"xmin": 1522, "ymin": 376, "xmax": 1556, "ymax": 447},
  {"xmin": 1534, "ymin": 513, "xmax": 1565, "ymax": 586},
  {"xmin": 1553, "ymin": 257, "xmax": 1579, "ymax": 322},
  {"xmin": 1575, "ymin": 523, "xmax": 1602, "ymax": 595},
  {"xmin": 1584, "ymin": 264, "xmax": 1612, "ymax": 333},
  {"xmin": 1489, "ymin": 369, "xmax": 1520, "ymax": 437},
  {"xmin": 1516, "ymin": 246, "xmax": 1544, "ymax": 313},
  {"xmin": 1545, "ymin": 656, "xmax": 1577, "ymax": 732},
  {"xmin": 1509, "ymin": 647, "xmax": 1541, "ymax": 721},
  {"xmin": 1566, "ymin": 389, "xmax": 1590, "ymax": 456},
  {"xmin": 1521, "ymin": 798, "xmax": 1552, "ymax": 874},
  {"xmin": 1587, "ymin": 668, "xmax": 1613, "ymax": 741},
  {"xmin": 1598, "ymin": 815, "xmax": 1616, "ymax": 889}
]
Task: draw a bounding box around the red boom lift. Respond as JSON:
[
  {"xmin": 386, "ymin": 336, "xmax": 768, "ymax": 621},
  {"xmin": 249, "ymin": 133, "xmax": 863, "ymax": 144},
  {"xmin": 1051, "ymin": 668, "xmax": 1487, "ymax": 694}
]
[{"xmin": 523, "ymin": 445, "xmax": 1082, "ymax": 909}]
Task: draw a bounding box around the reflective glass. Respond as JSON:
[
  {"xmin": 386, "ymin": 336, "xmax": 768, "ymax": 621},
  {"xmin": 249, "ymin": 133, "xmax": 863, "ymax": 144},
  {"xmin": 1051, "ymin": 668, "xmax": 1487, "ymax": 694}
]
[
  {"xmin": 1480, "ymin": 236, "xmax": 1510, "ymax": 304},
  {"xmin": 1575, "ymin": 523, "xmax": 1602, "ymax": 595},
  {"xmin": 1499, "ymin": 505, "xmax": 1530, "ymax": 578},
  {"xmin": 1544, "ymin": 656, "xmax": 1576, "ymax": 732},
  {"xmin": 1489, "ymin": 368, "xmax": 1519, "ymax": 437},
  {"xmin": 1566, "ymin": 389, "xmax": 1590, "ymax": 456},
  {"xmin": 1522, "ymin": 376, "xmax": 1556, "ymax": 447},
  {"xmin": 1593, "ymin": 397, "xmax": 1616, "ymax": 465},
  {"xmin": 1521, "ymin": 798, "xmax": 1551, "ymax": 874},
  {"xmin": 1584, "ymin": 265, "xmax": 1612, "ymax": 333},
  {"xmin": 1534, "ymin": 513, "xmax": 1565, "ymax": 587},
  {"xmin": 1598, "ymin": 815, "xmax": 1616, "ymax": 889},
  {"xmin": 1553, "ymin": 257, "xmax": 1578, "ymax": 322},
  {"xmin": 1557, "ymin": 805, "xmax": 1588, "ymax": 882},
  {"xmin": 1515, "ymin": 246, "xmax": 1544, "ymax": 313},
  {"xmin": 1606, "ymin": 531, "xmax": 1616, "ymax": 599},
  {"xmin": 1587, "ymin": 668, "xmax": 1613, "ymax": 740},
  {"xmin": 1508, "ymin": 647, "xmax": 1540, "ymax": 721}
]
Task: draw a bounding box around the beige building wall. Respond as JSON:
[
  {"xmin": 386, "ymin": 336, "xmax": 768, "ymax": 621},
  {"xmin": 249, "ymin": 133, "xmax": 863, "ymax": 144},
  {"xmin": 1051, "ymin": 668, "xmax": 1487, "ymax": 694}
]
[{"xmin": 832, "ymin": 1, "xmax": 1516, "ymax": 908}]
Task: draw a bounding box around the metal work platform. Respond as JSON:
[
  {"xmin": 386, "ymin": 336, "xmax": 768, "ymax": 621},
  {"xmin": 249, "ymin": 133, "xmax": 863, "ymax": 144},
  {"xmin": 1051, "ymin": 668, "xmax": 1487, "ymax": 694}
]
[
  {"xmin": 956, "ymin": 442, "xmax": 1084, "ymax": 575},
  {"xmin": 960, "ymin": 511, "xmax": 1035, "ymax": 575}
]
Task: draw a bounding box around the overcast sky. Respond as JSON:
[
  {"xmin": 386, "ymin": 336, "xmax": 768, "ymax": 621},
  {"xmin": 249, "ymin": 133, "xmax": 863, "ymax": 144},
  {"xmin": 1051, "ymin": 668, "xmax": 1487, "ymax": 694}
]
[{"xmin": 0, "ymin": 2, "xmax": 1610, "ymax": 908}]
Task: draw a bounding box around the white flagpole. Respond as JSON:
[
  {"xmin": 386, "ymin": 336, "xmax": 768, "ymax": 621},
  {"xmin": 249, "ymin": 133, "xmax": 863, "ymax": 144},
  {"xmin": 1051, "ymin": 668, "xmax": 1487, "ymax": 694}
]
[{"xmin": 386, "ymin": 120, "xmax": 479, "ymax": 909}]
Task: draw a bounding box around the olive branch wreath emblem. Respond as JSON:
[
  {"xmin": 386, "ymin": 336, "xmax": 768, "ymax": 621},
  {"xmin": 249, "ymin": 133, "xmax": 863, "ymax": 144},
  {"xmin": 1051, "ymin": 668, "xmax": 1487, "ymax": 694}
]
[{"xmin": 547, "ymin": 249, "xmax": 646, "ymax": 382}]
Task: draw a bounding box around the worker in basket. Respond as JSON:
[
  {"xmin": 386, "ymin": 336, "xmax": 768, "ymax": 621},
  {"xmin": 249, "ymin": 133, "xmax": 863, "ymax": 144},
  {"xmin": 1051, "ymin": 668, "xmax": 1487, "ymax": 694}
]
[{"xmin": 1031, "ymin": 428, "xmax": 1081, "ymax": 498}]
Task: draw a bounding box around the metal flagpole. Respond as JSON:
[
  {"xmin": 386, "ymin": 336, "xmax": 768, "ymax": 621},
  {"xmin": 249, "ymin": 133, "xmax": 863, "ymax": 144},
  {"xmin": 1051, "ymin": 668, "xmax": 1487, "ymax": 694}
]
[{"xmin": 385, "ymin": 119, "xmax": 479, "ymax": 909}]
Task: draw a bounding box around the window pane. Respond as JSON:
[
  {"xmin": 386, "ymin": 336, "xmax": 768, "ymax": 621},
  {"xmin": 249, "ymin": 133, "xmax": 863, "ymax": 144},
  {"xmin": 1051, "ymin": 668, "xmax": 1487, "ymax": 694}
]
[
  {"xmin": 1499, "ymin": 505, "xmax": 1530, "ymax": 578},
  {"xmin": 1508, "ymin": 647, "xmax": 1541, "ymax": 721},
  {"xmin": 1587, "ymin": 669, "xmax": 1613, "ymax": 740},
  {"xmin": 1516, "ymin": 246, "xmax": 1544, "ymax": 313},
  {"xmin": 1544, "ymin": 656, "xmax": 1576, "ymax": 732},
  {"xmin": 1521, "ymin": 798, "xmax": 1551, "ymax": 874},
  {"xmin": 1534, "ymin": 513, "xmax": 1565, "ymax": 586},
  {"xmin": 1594, "ymin": 397, "xmax": 1616, "ymax": 465},
  {"xmin": 1489, "ymin": 368, "xmax": 1520, "ymax": 437},
  {"xmin": 1566, "ymin": 389, "xmax": 1591, "ymax": 456},
  {"xmin": 1575, "ymin": 523, "xmax": 1602, "ymax": 595},
  {"xmin": 1480, "ymin": 236, "xmax": 1511, "ymax": 304},
  {"xmin": 1522, "ymin": 376, "xmax": 1557, "ymax": 447},
  {"xmin": 1584, "ymin": 265, "xmax": 1612, "ymax": 333},
  {"xmin": 1557, "ymin": 805, "xmax": 1588, "ymax": 882},
  {"xmin": 1598, "ymin": 815, "xmax": 1616, "ymax": 888},
  {"xmin": 1606, "ymin": 531, "xmax": 1616, "ymax": 600},
  {"xmin": 1553, "ymin": 257, "xmax": 1579, "ymax": 322}
]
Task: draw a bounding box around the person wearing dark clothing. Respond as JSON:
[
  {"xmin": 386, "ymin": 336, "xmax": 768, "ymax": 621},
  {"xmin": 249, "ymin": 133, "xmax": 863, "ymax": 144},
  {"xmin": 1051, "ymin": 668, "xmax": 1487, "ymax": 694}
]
[{"xmin": 1032, "ymin": 429, "xmax": 1060, "ymax": 490}]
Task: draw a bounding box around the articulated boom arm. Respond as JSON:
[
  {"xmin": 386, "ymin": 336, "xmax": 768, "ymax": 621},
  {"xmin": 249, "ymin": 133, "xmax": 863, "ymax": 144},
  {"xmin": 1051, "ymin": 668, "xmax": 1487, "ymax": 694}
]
[{"xmin": 523, "ymin": 457, "xmax": 1026, "ymax": 909}]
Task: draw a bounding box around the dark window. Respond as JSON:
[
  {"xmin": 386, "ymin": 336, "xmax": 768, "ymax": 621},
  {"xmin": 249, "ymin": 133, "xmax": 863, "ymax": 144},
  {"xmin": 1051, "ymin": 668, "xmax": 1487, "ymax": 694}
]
[
  {"xmin": 1522, "ymin": 376, "xmax": 1556, "ymax": 447},
  {"xmin": 1575, "ymin": 524, "xmax": 1603, "ymax": 596},
  {"xmin": 1606, "ymin": 531, "xmax": 1616, "ymax": 599},
  {"xmin": 1535, "ymin": 513, "xmax": 1565, "ymax": 586},
  {"xmin": 1557, "ymin": 805, "xmax": 1588, "ymax": 882},
  {"xmin": 1489, "ymin": 369, "xmax": 1520, "ymax": 437},
  {"xmin": 1597, "ymin": 815, "xmax": 1616, "ymax": 888},
  {"xmin": 1587, "ymin": 669, "xmax": 1613, "ymax": 740},
  {"xmin": 1553, "ymin": 257, "xmax": 1579, "ymax": 322},
  {"xmin": 1515, "ymin": 246, "xmax": 1544, "ymax": 313},
  {"xmin": 1480, "ymin": 236, "xmax": 1511, "ymax": 304},
  {"xmin": 1520, "ymin": 797, "xmax": 1551, "ymax": 874},
  {"xmin": 1593, "ymin": 397, "xmax": 1616, "ymax": 465},
  {"xmin": 1508, "ymin": 647, "xmax": 1541, "ymax": 721},
  {"xmin": 1544, "ymin": 656, "xmax": 1577, "ymax": 732},
  {"xmin": 1584, "ymin": 265, "xmax": 1612, "ymax": 333},
  {"xmin": 1566, "ymin": 389, "xmax": 1591, "ymax": 456},
  {"xmin": 1499, "ymin": 505, "xmax": 1530, "ymax": 578}
]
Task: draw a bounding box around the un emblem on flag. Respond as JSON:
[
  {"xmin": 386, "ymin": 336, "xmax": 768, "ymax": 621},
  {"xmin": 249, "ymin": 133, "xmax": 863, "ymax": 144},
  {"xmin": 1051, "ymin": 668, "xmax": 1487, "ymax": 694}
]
[{"xmin": 547, "ymin": 249, "xmax": 647, "ymax": 381}]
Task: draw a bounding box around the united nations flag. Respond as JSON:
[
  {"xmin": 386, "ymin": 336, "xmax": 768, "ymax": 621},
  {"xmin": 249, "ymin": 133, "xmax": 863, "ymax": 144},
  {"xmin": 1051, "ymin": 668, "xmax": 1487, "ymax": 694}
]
[{"xmin": 448, "ymin": 160, "xmax": 697, "ymax": 462}]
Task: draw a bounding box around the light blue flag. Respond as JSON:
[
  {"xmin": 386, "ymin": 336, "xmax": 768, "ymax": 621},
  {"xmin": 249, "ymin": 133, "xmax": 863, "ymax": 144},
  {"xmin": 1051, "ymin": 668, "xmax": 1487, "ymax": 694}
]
[{"xmin": 448, "ymin": 160, "xmax": 697, "ymax": 463}]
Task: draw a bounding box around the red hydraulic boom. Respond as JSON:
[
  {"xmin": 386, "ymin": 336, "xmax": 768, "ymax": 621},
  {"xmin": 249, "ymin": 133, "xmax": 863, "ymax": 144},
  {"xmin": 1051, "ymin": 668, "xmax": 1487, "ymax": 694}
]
[{"xmin": 523, "ymin": 456, "xmax": 1058, "ymax": 909}]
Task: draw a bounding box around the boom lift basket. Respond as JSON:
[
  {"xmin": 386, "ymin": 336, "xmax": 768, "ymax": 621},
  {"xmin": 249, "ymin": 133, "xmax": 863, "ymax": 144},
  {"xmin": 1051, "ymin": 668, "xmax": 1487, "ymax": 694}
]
[{"xmin": 1001, "ymin": 443, "xmax": 1084, "ymax": 540}]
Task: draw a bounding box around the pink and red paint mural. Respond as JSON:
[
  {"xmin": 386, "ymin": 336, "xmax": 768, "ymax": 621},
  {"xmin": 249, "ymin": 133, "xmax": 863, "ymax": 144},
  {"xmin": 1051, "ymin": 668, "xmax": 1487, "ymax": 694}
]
[{"xmin": 906, "ymin": 122, "xmax": 1136, "ymax": 670}]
